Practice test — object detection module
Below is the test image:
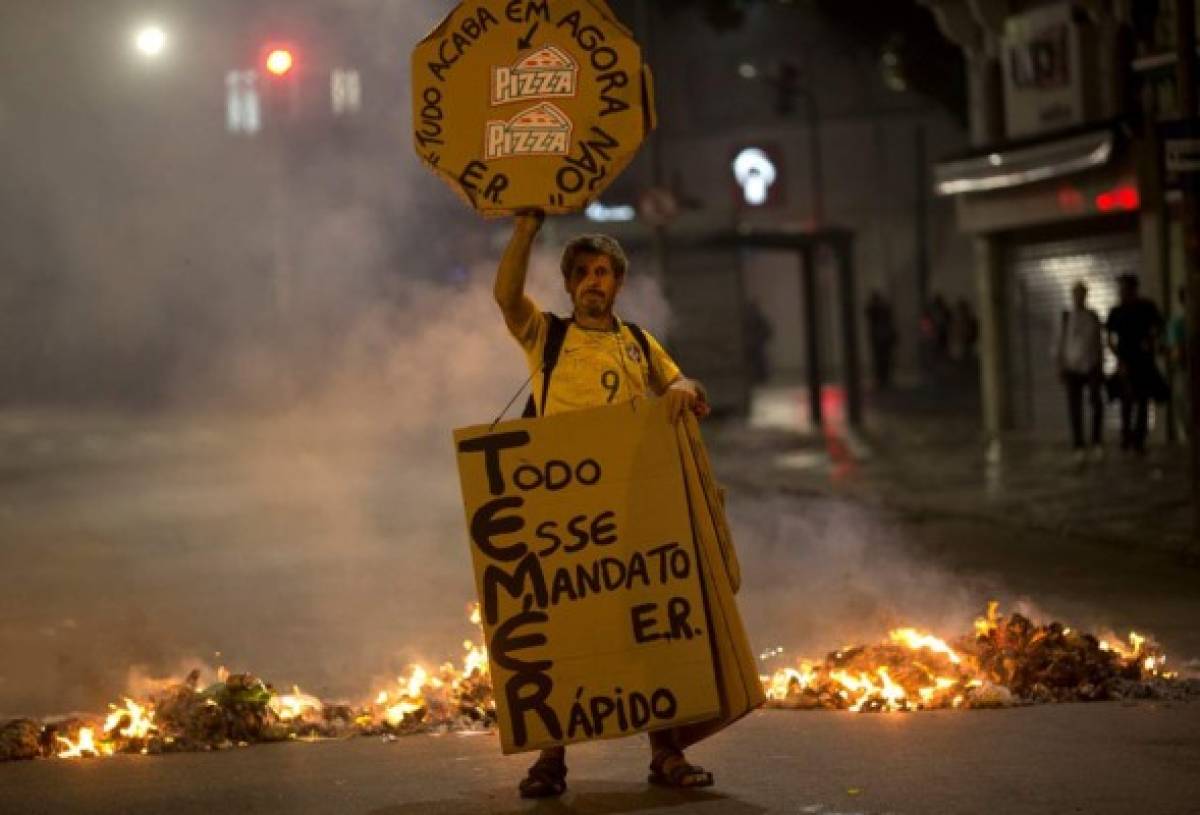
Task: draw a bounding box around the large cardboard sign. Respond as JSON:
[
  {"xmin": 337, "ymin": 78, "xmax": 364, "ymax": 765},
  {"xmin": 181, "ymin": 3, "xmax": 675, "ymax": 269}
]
[
  {"xmin": 453, "ymin": 401, "xmax": 721, "ymax": 754},
  {"xmin": 412, "ymin": 0, "xmax": 656, "ymax": 217}
]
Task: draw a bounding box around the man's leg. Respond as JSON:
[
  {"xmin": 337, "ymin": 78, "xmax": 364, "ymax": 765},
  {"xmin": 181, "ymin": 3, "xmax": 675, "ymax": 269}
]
[
  {"xmin": 647, "ymin": 729, "xmax": 713, "ymax": 788},
  {"xmin": 1134, "ymin": 394, "xmax": 1150, "ymax": 452},
  {"xmin": 1120, "ymin": 389, "xmax": 1134, "ymax": 450},
  {"xmin": 648, "ymin": 728, "xmax": 678, "ymax": 754},
  {"xmin": 519, "ymin": 746, "xmax": 567, "ymax": 798},
  {"xmin": 1065, "ymin": 373, "xmax": 1085, "ymax": 449},
  {"xmin": 1087, "ymin": 372, "xmax": 1104, "ymax": 446}
]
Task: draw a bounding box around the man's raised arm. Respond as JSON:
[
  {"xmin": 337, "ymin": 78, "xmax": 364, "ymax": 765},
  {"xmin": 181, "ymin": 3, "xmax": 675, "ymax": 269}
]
[{"xmin": 494, "ymin": 211, "xmax": 544, "ymax": 334}]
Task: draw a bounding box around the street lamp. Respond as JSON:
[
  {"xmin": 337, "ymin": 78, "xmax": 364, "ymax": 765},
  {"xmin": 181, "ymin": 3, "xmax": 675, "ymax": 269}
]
[{"xmin": 133, "ymin": 25, "xmax": 167, "ymax": 58}]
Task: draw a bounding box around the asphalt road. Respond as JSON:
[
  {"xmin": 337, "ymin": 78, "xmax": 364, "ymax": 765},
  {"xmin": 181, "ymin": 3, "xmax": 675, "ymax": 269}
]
[
  {"xmin": 3, "ymin": 409, "xmax": 1200, "ymax": 814},
  {"xmin": 2, "ymin": 704, "xmax": 1199, "ymax": 815}
]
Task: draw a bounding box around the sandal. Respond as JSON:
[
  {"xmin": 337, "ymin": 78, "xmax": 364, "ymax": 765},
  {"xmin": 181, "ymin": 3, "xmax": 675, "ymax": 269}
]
[
  {"xmin": 647, "ymin": 748, "xmax": 714, "ymax": 789},
  {"xmin": 518, "ymin": 751, "xmax": 568, "ymax": 799}
]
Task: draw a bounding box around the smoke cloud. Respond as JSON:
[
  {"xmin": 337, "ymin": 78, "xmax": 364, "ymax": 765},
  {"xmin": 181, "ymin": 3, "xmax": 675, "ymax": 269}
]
[
  {"xmin": 0, "ymin": 0, "xmax": 681, "ymax": 716},
  {"xmin": 0, "ymin": 1, "xmax": 1176, "ymax": 722},
  {"xmin": 726, "ymin": 494, "xmax": 993, "ymax": 661}
]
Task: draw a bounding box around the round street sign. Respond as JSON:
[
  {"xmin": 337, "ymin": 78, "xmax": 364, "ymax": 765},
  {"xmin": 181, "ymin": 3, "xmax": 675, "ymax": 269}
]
[{"xmin": 411, "ymin": 0, "xmax": 656, "ymax": 217}]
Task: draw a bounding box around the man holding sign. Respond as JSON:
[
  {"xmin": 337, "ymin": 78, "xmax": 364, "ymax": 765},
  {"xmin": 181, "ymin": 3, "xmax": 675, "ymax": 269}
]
[{"xmin": 494, "ymin": 210, "xmax": 712, "ymax": 797}]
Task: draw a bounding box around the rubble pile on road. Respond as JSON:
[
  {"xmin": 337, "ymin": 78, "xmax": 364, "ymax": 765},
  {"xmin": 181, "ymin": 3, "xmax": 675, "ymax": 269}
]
[
  {"xmin": 0, "ymin": 606, "xmax": 496, "ymax": 762},
  {"xmin": 4, "ymin": 601, "xmax": 1197, "ymax": 763},
  {"xmin": 1, "ymin": 663, "xmax": 495, "ymax": 761},
  {"xmin": 765, "ymin": 602, "xmax": 1200, "ymax": 712},
  {"xmin": 963, "ymin": 602, "xmax": 1189, "ymax": 704}
]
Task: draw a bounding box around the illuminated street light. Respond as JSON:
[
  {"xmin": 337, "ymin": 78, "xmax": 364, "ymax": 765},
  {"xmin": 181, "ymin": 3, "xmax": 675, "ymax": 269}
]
[
  {"xmin": 265, "ymin": 49, "xmax": 295, "ymax": 77},
  {"xmin": 732, "ymin": 147, "xmax": 777, "ymax": 206},
  {"xmin": 134, "ymin": 26, "xmax": 167, "ymax": 58}
]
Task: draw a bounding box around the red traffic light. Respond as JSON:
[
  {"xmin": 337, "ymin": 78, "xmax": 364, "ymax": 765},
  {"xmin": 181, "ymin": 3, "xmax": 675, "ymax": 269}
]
[{"xmin": 265, "ymin": 48, "xmax": 294, "ymax": 77}]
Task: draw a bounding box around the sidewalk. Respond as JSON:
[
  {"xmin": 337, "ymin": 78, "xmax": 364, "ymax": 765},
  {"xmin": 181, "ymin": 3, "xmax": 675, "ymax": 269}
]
[{"xmin": 710, "ymin": 382, "xmax": 1196, "ymax": 559}]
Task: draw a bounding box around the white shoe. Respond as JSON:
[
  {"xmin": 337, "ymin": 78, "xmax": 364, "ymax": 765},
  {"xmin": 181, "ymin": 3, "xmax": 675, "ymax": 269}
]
[{"xmin": 1089, "ymin": 446, "xmax": 1105, "ymax": 463}]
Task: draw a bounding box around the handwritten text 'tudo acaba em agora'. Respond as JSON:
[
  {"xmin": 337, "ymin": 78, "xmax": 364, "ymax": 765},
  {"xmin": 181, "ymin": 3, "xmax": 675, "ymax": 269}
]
[
  {"xmin": 414, "ymin": 1, "xmax": 635, "ymax": 209},
  {"xmin": 457, "ymin": 429, "xmax": 701, "ymax": 748}
]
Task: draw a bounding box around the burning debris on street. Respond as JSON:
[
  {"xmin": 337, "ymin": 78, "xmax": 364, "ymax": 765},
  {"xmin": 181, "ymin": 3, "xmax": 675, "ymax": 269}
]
[
  {"xmin": 763, "ymin": 602, "xmax": 1199, "ymax": 712},
  {"xmin": 0, "ymin": 606, "xmax": 494, "ymax": 762},
  {"xmin": 2, "ymin": 602, "xmax": 1197, "ymax": 763}
]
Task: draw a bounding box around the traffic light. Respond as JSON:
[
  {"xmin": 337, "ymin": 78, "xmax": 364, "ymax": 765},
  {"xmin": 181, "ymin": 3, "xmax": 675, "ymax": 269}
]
[{"xmin": 265, "ymin": 48, "xmax": 295, "ymax": 77}]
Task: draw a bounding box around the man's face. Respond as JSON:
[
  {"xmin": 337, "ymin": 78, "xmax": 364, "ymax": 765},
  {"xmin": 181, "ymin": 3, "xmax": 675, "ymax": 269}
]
[
  {"xmin": 1120, "ymin": 280, "xmax": 1136, "ymax": 304},
  {"xmin": 566, "ymin": 251, "xmax": 623, "ymax": 319},
  {"xmin": 1072, "ymin": 285, "xmax": 1087, "ymax": 308}
]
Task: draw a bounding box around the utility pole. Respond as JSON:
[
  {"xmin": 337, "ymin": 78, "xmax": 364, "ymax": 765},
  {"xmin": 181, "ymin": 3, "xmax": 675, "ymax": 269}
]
[
  {"xmin": 804, "ymin": 86, "xmax": 825, "ymax": 229},
  {"xmin": 914, "ymin": 125, "xmax": 930, "ymax": 310},
  {"xmin": 635, "ymin": 1, "xmax": 669, "ymax": 289},
  {"xmin": 776, "ymin": 63, "xmax": 825, "ymax": 228},
  {"xmin": 1175, "ymin": 0, "xmax": 1200, "ymax": 548}
]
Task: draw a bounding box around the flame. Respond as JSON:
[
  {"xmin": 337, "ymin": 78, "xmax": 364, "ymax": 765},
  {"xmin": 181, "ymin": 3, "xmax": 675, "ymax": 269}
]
[
  {"xmin": 365, "ymin": 606, "xmax": 494, "ymax": 730},
  {"xmin": 384, "ymin": 699, "xmax": 422, "ymax": 727},
  {"xmin": 463, "ymin": 640, "xmax": 488, "ymax": 678},
  {"xmin": 56, "ymin": 727, "xmax": 114, "ymax": 759},
  {"xmin": 1095, "ymin": 631, "xmax": 1175, "ymax": 680},
  {"xmin": 765, "ymin": 624, "xmax": 972, "ymax": 711},
  {"xmin": 763, "ymin": 602, "xmax": 1180, "ymax": 713},
  {"xmin": 269, "ymin": 686, "xmax": 323, "ymax": 722},
  {"xmin": 37, "ymin": 599, "xmax": 1187, "ymax": 763},
  {"xmin": 832, "ymin": 668, "xmax": 909, "ymax": 712},
  {"xmin": 46, "ymin": 603, "xmax": 496, "ymax": 760},
  {"xmin": 1130, "ymin": 632, "xmax": 1146, "ymax": 654},
  {"xmin": 765, "ymin": 662, "xmax": 817, "ymax": 701},
  {"xmin": 974, "ymin": 600, "xmax": 1001, "ymax": 637},
  {"xmin": 888, "ymin": 628, "xmax": 962, "ymax": 664},
  {"xmin": 103, "ymin": 698, "xmax": 156, "ymax": 740}
]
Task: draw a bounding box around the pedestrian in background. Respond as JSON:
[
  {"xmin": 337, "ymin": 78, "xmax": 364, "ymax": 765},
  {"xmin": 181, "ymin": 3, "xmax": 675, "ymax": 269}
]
[
  {"xmin": 1106, "ymin": 274, "xmax": 1165, "ymax": 455},
  {"xmin": 743, "ymin": 299, "xmax": 773, "ymax": 388},
  {"xmin": 1166, "ymin": 286, "xmax": 1188, "ymax": 441},
  {"xmin": 865, "ymin": 290, "xmax": 897, "ymax": 389},
  {"xmin": 929, "ymin": 295, "xmax": 951, "ymax": 358},
  {"xmin": 949, "ymin": 298, "xmax": 979, "ymax": 362},
  {"xmin": 1057, "ymin": 282, "xmax": 1105, "ymax": 464}
]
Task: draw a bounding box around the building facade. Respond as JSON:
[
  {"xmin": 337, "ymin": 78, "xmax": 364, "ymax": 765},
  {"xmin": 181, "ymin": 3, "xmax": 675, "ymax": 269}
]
[
  {"xmin": 557, "ymin": 0, "xmax": 973, "ymax": 418},
  {"xmin": 923, "ymin": 0, "xmax": 1197, "ymax": 445}
]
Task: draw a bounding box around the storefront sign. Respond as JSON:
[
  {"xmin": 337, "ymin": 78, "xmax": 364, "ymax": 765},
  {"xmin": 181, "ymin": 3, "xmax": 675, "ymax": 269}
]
[{"xmin": 1002, "ymin": 4, "xmax": 1093, "ymax": 139}]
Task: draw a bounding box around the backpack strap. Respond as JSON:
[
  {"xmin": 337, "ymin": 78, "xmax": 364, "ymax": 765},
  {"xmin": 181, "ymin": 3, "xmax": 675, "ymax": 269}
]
[
  {"xmin": 522, "ymin": 313, "xmax": 571, "ymax": 418},
  {"xmin": 623, "ymin": 321, "xmax": 658, "ymax": 389}
]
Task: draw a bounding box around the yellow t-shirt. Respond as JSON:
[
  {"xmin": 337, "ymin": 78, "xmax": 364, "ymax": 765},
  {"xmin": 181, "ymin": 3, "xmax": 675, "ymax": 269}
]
[{"xmin": 509, "ymin": 306, "xmax": 682, "ymax": 417}]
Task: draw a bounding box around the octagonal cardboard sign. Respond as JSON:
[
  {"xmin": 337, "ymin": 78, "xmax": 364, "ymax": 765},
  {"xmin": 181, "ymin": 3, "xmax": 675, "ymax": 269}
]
[{"xmin": 412, "ymin": 0, "xmax": 656, "ymax": 217}]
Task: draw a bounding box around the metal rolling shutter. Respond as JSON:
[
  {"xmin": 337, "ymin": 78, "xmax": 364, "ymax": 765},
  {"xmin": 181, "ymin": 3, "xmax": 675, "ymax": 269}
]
[
  {"xmin": 663, "ymin": 247, "xmax": 750, "ymax": 416},
  {"xmin": 1004, "ymin": 231, "xmax": 1140, "ymax": 438}
]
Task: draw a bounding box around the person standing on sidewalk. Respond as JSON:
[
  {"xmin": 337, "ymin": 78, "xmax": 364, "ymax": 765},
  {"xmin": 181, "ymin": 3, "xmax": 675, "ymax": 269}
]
[
  {"xmin": 1106, "ymin": 274, "xmax": 1165, "ymax": 454},
  {"xmin": 1166, "ymin": 286, "xmax": 1189, "ymax": 441},
  {"xmin": 494, "ymin": 210, "xmax": 713, "ymax": 798},
  {"xmin": 1057, "ymin": 282, "xmax": 1106, "ymax": 463},
  {"xmin": 865, "ymin": 290, "xmax": 897, "ymax": 389}
]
